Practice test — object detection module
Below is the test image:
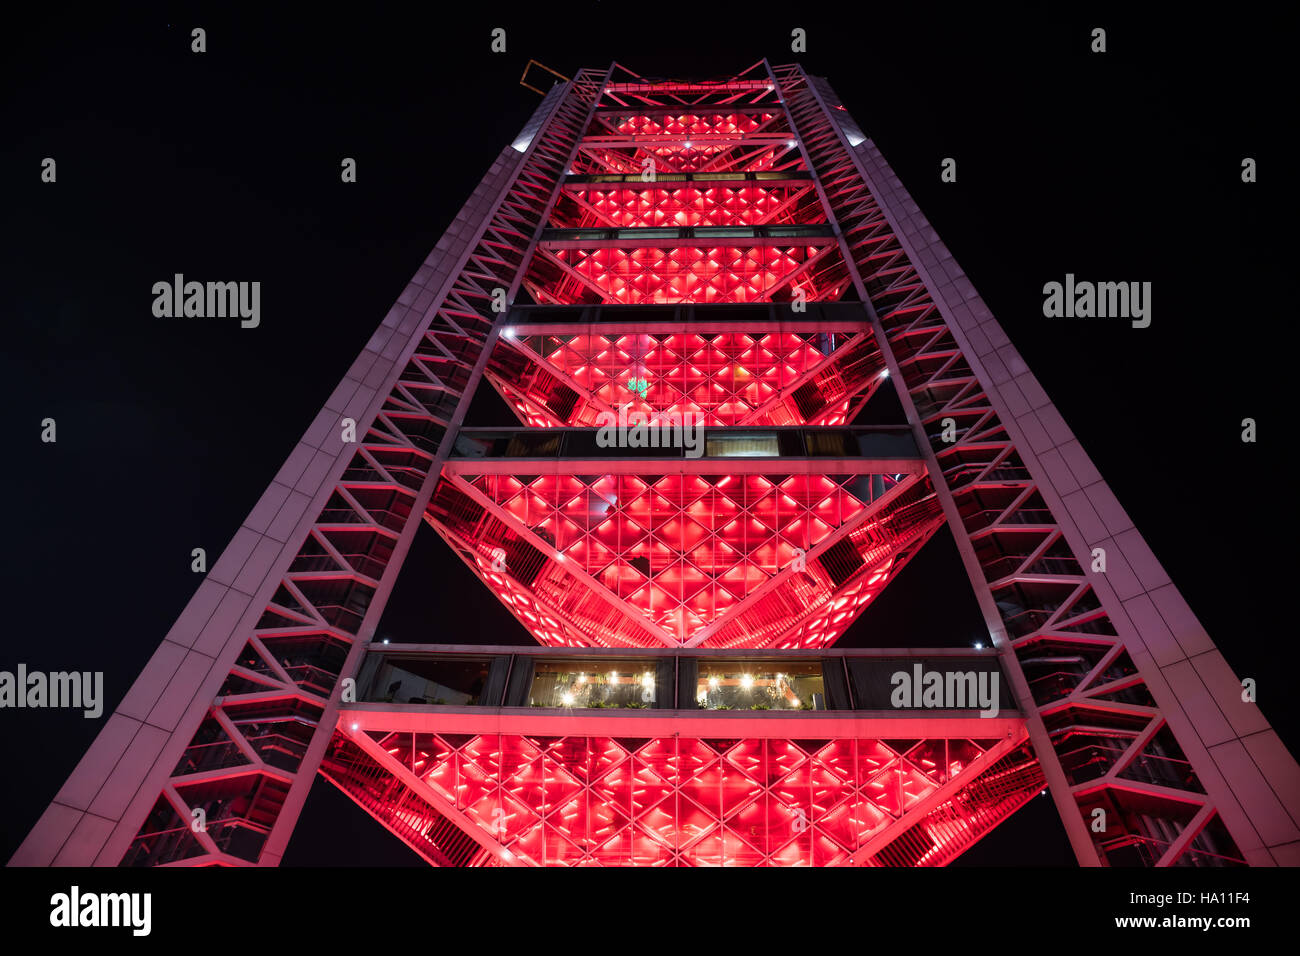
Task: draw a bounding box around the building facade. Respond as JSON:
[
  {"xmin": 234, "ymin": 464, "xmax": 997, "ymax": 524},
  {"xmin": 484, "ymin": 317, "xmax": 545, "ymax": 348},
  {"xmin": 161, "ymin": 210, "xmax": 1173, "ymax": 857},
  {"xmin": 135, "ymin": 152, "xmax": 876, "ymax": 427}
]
[{"xmin": 13, "ymin": 62, "xmax": 1299, "ymax": 867}]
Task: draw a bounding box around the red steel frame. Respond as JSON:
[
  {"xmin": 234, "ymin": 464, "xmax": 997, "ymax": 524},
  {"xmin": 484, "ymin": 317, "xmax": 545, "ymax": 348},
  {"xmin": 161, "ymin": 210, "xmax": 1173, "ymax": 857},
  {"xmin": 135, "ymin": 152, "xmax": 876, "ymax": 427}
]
[
  {"xmin": 428, "ymin": 458, "xmax": 944, "ymax": 651},
  {"xmin": 487, "ymin": 321, "xmax": 882, "ymax": 427},
  {"xmin": 11, "ymin": 61, "xmax": 1299, "ymax": 868},
  {"xmin": 322, "ymin": 714, "xmax": 1042, "ymax": 867},
  {"xmin": 552, "ymin": 180, "xmax": 824, "ymax": 230},
  {"xmin": 12, "ymin": 67, "xmax": 610, "ymax": 867},
  {"xmin": 765, "ymin": 62, "xmax": 1299, "ymax": 865}
]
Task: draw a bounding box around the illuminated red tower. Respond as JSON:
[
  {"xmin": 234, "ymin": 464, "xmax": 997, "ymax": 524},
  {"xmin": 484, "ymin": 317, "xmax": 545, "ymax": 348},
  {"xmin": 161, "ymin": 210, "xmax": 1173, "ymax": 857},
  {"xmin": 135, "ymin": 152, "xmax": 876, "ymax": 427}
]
[{"xmin": 13, "ymin": 62, "xmax": 1299, "ymax": 867}]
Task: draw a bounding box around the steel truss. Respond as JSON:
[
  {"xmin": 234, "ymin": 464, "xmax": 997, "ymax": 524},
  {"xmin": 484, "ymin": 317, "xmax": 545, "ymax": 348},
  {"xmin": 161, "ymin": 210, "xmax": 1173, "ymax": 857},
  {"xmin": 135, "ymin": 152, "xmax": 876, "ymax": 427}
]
[
  {"xmin": 487, "ymin": 324, "xmax": 885, "ymax": 428},
  {"xmin": 14, "ymin": 68, "xmax": 613, "ymax": 867},
  {"xmin": 427, "ymin": 459, "xmax": 944, "ymax": 651},
  {"xmin": 13, "ymin": 60, "xmax": 1298, "ymax": 869},
  {"xmin": 321, "ymin": 717, "xmax": 1041, "ymax": 867},
  {"xmin": 768, "ymin": 61, "xmax": 1298, "ymax": 866}
]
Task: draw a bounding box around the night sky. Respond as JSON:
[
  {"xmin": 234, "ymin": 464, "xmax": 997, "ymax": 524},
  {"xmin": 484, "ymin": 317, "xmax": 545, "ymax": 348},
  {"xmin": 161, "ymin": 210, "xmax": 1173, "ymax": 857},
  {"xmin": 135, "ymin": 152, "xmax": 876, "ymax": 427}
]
[{"xmin": 2, "ymin": 5, "xmax": 1292, "ymax": 867}]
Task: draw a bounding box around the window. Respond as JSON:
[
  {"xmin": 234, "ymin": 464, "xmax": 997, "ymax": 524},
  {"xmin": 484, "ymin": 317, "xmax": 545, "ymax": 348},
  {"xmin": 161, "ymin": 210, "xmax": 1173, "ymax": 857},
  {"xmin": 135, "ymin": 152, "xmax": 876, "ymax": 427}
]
[
  {"xmin": 528, "ymin": 660, "xmax": 658, "ymax": 708},
  {"xmin": 803, "ymin": 429, "xmax": 856, "ymax": 457},
  {"xmin": 617, "ymin": 227, "xmax": 679, "ymax": 239},
  {"xmin": 694, "ymin": 226, "xmax": 755, "ymax": 239},
  {"xmin": 695, "ymin": 660, "xmax": 825, "ymax": 710},
  {"xmin": 367, "ymin": 657, "xmax": 492, "ymax": 705},
  {"xmin": 705, "ymin": 432, "xmax": 780, "ymax": 457}
]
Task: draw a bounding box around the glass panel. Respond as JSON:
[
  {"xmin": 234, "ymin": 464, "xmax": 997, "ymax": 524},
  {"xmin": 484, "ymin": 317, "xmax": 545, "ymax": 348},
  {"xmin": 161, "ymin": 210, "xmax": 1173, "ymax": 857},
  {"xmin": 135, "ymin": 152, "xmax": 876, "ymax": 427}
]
[
  {"xmin": 528, "ymin": 660, "xmax": 659, "ymax": 708},
  {"xmin": 695, "ymin": 660, "xmax": 825, "ymax": 710},
  {"xmin": 764, "ymin": 224, "xmax": 833, "ymax": 237},
  {"xmin": 367, "ymin": 657, "xmax": 492, "ymax": 705},
  {"xmin": 543, "ymin": 228, "xmax": 612, "ymax": 240},
  {"xmin": 705, "ymin": 432, "xmax": 780, "ymax": 457},
  {"xmin": 504, "ymin": 433, "xmax": 562, "ymax": 457},
  {"xmin": 694, "ymin": 226, "xmax": 756, "ymax": 238},
  {"xmin": 803, "ymin": 429, "xmax": 855, "ymax": 457},
  {"xmin": 616, "ymin": 227, "xmax": 680, "ymax": 239},
  {"xmin": 452, "ymin": 430, "xmax": 563, "ymax": 458}
]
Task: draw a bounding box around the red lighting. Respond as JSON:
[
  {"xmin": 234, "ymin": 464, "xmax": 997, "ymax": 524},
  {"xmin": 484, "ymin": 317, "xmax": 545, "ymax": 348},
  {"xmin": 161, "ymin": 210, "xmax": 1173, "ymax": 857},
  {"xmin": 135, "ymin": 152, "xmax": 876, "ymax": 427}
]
[
  {"xmin": 556, "ymin": 184, "xmax": 822, "ymax": 229},
  {"xmin": 492, "ymin": 330, "xmax": 885, "ymax": 428},
  {"xmin": 328, "ymin": 730, "xmax": 1044, "ymax": 867},
  {"xmin": 614, "ymin": 112, "xmax": 777, "ymax": 138},
  {"xmin": 535, "ymin": 244, "xmax": 840, "ymax": 304},
  {"xmin": 428, "ymin": 473, "xmax": 944, "ymax": 649}
]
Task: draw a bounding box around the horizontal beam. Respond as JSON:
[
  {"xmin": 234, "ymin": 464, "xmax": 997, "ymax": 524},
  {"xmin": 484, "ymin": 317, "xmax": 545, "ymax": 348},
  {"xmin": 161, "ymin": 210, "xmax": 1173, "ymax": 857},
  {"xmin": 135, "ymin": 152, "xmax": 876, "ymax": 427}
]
[
  {"xmin": 581, "ymin": 133, "xmax": 791, "ymax": 147},
  {"xmin": 605, "ymin": 80, "xmax": 775, "ymax": 94},
  {"xmin": 503, "ymin": 320, "xmax": 870, "ymax": 335},
  {"xmin": 564, "ymin": 171, "xmax": 810, "ymax": 186},
  {"xmin": 592, "ymin": 105, "xmax": 781, "ymax": 118},
  {"xmin": 539, "ymin": 235, "xmax": 834, "ymax": 250},
  {"xmin": 441, "ymin": 457, "xmax": 925, "ymax": 476},
  {"xmin": 505, "ymin": 302, "xmax": 869, "ymax": 322},
  {"xmin": 339, "ymin": 707, "xmax": 1025, "ymax": 739},
  {"xmin": 446, "ymin": 426, "xmax": 920, "ymax": 470},
  {"xmin": 362, "ymin": 643, "xmax": 1003, "ymax": 659}
]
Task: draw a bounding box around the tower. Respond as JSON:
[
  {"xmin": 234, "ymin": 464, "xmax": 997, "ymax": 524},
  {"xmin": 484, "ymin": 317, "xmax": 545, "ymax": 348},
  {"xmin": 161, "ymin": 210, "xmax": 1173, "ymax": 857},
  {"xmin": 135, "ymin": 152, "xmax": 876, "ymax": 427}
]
[{"xmin": 12, "ymin": 60, "xmax": 1298, "ymax": 867}]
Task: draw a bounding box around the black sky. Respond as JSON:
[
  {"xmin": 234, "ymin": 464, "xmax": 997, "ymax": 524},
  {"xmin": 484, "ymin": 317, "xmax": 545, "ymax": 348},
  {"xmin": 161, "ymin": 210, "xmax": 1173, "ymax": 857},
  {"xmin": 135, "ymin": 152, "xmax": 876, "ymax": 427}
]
[{"xmin": 1, "ymin": 4, "xmax": 1292, "ymax": 867}]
